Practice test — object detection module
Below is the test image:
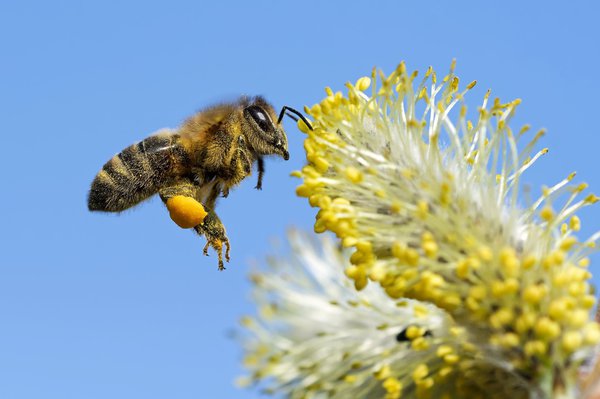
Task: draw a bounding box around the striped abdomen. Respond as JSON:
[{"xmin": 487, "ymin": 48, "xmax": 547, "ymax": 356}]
[{"xmin": 88, "ymin": 133, "xmax": 190, "ymax": 212}]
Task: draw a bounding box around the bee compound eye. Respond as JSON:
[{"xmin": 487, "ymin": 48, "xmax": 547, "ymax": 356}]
[{"xmin": 245, "ymin": 105, "xmax": 273, "ymax": 133}]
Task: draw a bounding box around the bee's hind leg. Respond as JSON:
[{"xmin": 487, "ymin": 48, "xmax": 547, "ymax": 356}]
[
  {"xmin": 160, "ymin": 179, "xmax": 230, "ymax": 271},
  {"xmin": 195, "ymin": 209, "xmax": 230, "ymax": 271}
]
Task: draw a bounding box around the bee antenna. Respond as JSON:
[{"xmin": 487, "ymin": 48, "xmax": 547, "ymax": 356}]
[
  {"xmin": 278, "ymin": 106, "xmax": 313, "ymax": 130},
  {"xmin": 285, "ymin": 112, "xmax": 299, "ymax": 122}
]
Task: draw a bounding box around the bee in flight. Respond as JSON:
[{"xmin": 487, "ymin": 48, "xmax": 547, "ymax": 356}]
[{"xmin": 88, "ymin": 96, "xmax": 312, "ymax": 270}]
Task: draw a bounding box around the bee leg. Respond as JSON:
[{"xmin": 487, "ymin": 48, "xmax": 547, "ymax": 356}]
[
  {"xmin": 223, "ymin": 236, "xmax": 231, "ymax": 262},
  {"xmin": 255, "ymin": 157, "xmax": 264, "ymax": 190},
  {"xmin": 194, "ymin": 209, "xmax": 229, "ymax": 271},
  {"xmin": 160, "ymin": 180, "xmax": 229, "ymax": 270},
  {"xmin": 230, "ymin": 136, "xmax": 252, "ymax": 182}
]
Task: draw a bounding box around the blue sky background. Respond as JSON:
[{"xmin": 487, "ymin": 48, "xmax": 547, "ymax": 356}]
[{"xmin": 1, "ymin": 1, "xmax": 600, "ymax": 398}]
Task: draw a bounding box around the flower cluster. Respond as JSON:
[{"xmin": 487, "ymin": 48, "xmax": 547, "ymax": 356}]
[
  {"xmin": 241, "ymin": 231, "xmax": 537, "ymax": 399},
  {"xmin": 290, "ymin": 61, "xmax": 600, "ymax": 397}
]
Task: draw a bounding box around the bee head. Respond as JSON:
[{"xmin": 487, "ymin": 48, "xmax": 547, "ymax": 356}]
[{"xmin": 243, "ymin": 97, "xmax": 290, "ymax": 160}]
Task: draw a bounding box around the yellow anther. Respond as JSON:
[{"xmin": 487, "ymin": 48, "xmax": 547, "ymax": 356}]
[
  {"xmin": 296, "ymin": 184, "xmax": 313, "ymax": 198},
  {"xmin": 540, "ymin": 206, "xmax": 555, "ymax": 222},
  {"xmin": 585, "ymin": 194, "xmax": 599, "ymax": 204},
  {"xmin": 567, "ymin": 309, "xmax": 589, "ymax": 328},
  {"xmin": 477, "ymin": 246, "xmax": 492, "ymax": 262},
  {"xmin": 522, "ymin": 255, "xmax": 537, "ymax": 269},
  {"xmin": 390, "ymin": 201, "xmax": 402, "ymax": 214},
  {"xmin": 383, "ymin": 377, "xmax": 402, "ymax": 394},
  {"xmin": 355, "ymin": 76, "xmax": 372, "ymax": 91},
  {"xmin": 456, "ymin": 259, "xmax": 470, "ymax": 279},
  {"xmin": 524, "ymin": 340, "xmax": 547, "ymax": 356},
  {"xmin": 570, "ymin": 215, "xmax": 581, "ymax": 231},
  {"xmin": 548, "ymin": 299, "xmax": 569, "ymax": 321},
  {"xmin": 583, "ymin": 323, "xmax": 600, "ymax": 345},
  {"xmin": 490, "ymin": 308, "xmax": 514, "ymax": 328},
  {"xmin": 313, "ymin": 219, "xmax": 326, "ymax": 233},
  {"xmin": 523, "ymin": 284, "xmax": 546, "ymax": 305},
  {"xmin": 411, "ymin": 337, "xmax": 430, "ymax": 351},
  {"xmin": 515, "ymin": 312, "xmax": 536, "ymax": 333},
  {"xmin": 374, "ymin": 365, "xmax": 392, "ymax": 380},
  {"xmin": 578, "ymin": 257, "xmax": 590, "ymax": 268},
  {"xmin": 436, "ymin": 345, "xmax": 453, "ymax": 357},
  {"xmin": 344, "ymin": 167, "xmax": 363, "ymax": 183},
  {"xmin": 413, "ymin": 304, "xmax": 429, "ymax": 318},
  {"xmin": 422, "ymin": 240, "xmax": 438, "ymax": 259},
  {"xmin": 534, "ymin": 317, "xmax": 561, "ymax": 340},
  {"xmin": 311, "ymin": 156, "xmax": 329, "ymax": 173},
  {"xmin": 412, "ymin": 364, "xmax": 429, "ymax": 381},
  {"xmin": 560, "ymin": 236, "xmax": 578, "ymax": 251},
  {"xmin": 405, "ymin": 325, "xmax": 425, "ymax": 340},
  {"xmin": 497, "ymin": 332, "xmax": 520, "ymax": 348},
  {"xmin": 561, "ymin": 331, "xmax": 583, "ymax": 353},
  {"xmin": 374, "ymin": 189, "xmax": 387, "ymax": 198},
  {"xmin": 416, "ymin": 200, "xmax": 429, "ymax": 219}
]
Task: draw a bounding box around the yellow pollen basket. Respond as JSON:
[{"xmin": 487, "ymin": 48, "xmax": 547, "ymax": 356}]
[{"xmin": 166, "ymin": 195, "xmax": 208, "ymax": 229}]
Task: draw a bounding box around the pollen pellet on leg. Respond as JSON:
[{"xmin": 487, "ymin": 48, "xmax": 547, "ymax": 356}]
[{"xmin": 166, "ymin": 195, "xmax": 208, "ymax": 228}]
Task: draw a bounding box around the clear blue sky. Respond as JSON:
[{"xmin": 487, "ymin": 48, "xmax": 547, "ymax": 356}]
[{"xmin": 1, "ymin": 1, "xmax": 599, "ymax": 398}]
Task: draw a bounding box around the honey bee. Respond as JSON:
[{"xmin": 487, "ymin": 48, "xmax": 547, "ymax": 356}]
[{"xmin": 88, "ymin": 96, "xmax": 312, "ymax": 270}]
